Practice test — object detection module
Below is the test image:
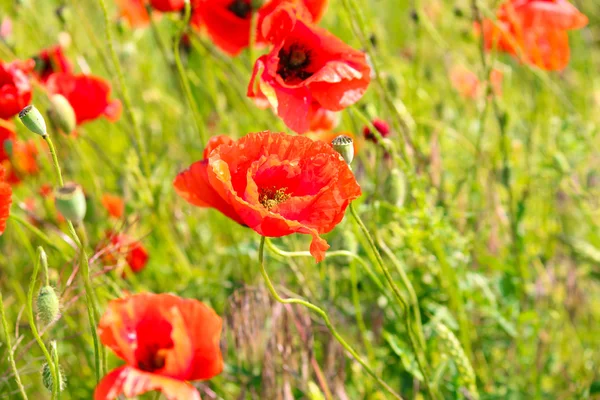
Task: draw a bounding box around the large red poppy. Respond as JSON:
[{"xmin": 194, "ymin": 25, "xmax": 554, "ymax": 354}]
[
  {"xmin": 95, "ymin": 293, "xmax": 223, "ymax": 400},
  {"xmin": 0, "ymin": 59, "xmax": 34, "ymax": 120},
  {"xmin": 248, "ymin": 5, "xmax": 371, "ymax": 133},
  {"xmin": 480, "ymin": 0, "xmax": 588, "ymax": 70},
  {"xmin": 0, "ymin": 165, "xmax": 11, "ymax": 235},
  {"xmin": 46, "ymin": 73, "xmax": 122, "ymax": 125},
  {"xmin": 191, "ymin": 0, "xmax": 328, "ymax": 56},
  {"xmin": 33, "ymin": 46, "xmax": 72, "ymax": 83},
  {"xmin": 174, "ymin": 131, "xmax": 362, "ymax": 261}
]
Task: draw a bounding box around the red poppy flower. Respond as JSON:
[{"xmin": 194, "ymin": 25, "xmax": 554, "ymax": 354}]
[
  {"xmin": 116, "ymin": 0, "xmax": 150, "ymax": 27},
  {"xmin": 95, "ymin": 293, "xmax": 223, "ymax": 400},
  {"xmin": 480, "ymin": 0, "xmax": 588, "ymax": 70},
  {"xmin": 0, "ymin": 165, "xmax": 11, "ymax": 235},
  {"xmin": 363, "ymin": 119, "xmax": 390, "ymax": 143},
  {"xmin": 191, "ymin": 0, "xmax": 328, "ymax": 56},
  {"xmin": 103, "ymin": 232, "xmax": 149, "ymax": 273},
  {"xmin": 449, "ymin": 65, "xmax": 504, "ymax": 99},
  {"xmin": 33, "ymin": 46, "xmax": 72, "ymax": 83},
  {"xmin": 248, "ymin": 5, "xmax": 371, "ymax": 133},
  {"xmin": 174, "ymin": 131, "xmax": 361, "ymax": 261},
  {"xmin": 0, "ymin": 59, "xmax": 34, "ymax": 120},
  {"xmin": 151, "ymin": 0, "xmax": 185, "ymax": 12},
  {"xmin": 46, "ymin": 73, "xmax": 122, "ymax": 125},
  {"xmin": 101, "ymin": 194, "xmax": 125, "ymax": 219}
]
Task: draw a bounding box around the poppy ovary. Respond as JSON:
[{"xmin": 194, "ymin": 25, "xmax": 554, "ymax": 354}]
[
  {"xmin": 259, "ymin": 186, "xmax": 290, "ymax": 210},
  {"xmin": 277, "ymin": 45, "xmax": 313, "ymax": 83},
  {"xmin": 227, "ymin": 0, "xmax": 252, "ymax": 19}
]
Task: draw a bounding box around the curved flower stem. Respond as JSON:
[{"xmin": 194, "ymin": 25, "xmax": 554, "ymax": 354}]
[
  {"xmin": 258, "ymin": 237, "xmax": 404, "ymax": 400},
  {"xmin": 44, "ymin": 134, "xmax": 104, "ymax": 380},
  {"xmin": 349, "ymin": 203, "xmax": 436, "ymax": 399},
  {"xmin": 174, "ymin": 0, "xmax": 208, "ymax": 147},
  {"xmin": 27, "ymin": 247, "xmax": 59, "ymax": 400},
  {"xmin": 96, "ymin": 0, "xmax": 150, "ymax": 177},
  {"xmin": 0, "ymin": 290, "xmax": 28, "ymax": 400}
]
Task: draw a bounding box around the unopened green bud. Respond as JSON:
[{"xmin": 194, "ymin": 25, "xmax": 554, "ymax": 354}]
[
  {"xmin": 54, "ymin": 182, "xmax": 86, "ymax": 223},
  {"xmin": 19, "ymin": 105, "xmax": 47, "ymax": 137},
  {"xmin": 42, "ymin": 362, "xmax": 66, "ymax": 392},
  {"xmin": 37, "ymin": 286, "xmax": 60, "ymax": 325},
  {"xmin": 48, "ymin": 95, "xmax": 76, "ymax": 135},
  {"xmin": 331, "ymin": 135, "xmax": 354, "ymax": 165}
]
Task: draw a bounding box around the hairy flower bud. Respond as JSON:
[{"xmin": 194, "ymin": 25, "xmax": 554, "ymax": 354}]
[
  {"xmin": 37, "ymin": 286, "xmax": 60, "ymax": 325},
  {"xmin": 19, "ymin": 105, "xmax": 47, "ymax": 137},
  {"xmin": 42, "ymin": 362, "xmax": 66, "ymax": 392}
]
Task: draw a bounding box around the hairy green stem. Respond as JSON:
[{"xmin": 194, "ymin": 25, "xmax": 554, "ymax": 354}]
[
  {"xmin": 259, "ymin": 237, "xmax": 403, "ymax": 400},
  {"xmin": 0, "ymin": 290, "xmax": 28, "ymax": 400}
]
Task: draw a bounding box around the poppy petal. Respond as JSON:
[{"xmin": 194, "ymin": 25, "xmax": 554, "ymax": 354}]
[{"xmin": 0, "ymin": 178, "xmax": 11, "ymax": 235}]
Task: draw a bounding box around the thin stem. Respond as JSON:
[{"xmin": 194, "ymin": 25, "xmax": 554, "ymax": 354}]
[
  {"xmin": 96, "ymin": 0, "xmax": 150, "ymax": 176},
  {"xmin": 51, "ymin": 341, "xmax": 62, "ymax": 400},
  {"xmin": 44, "ymin": 136, "xmax": 64, "ymax": 187},
  {"xmin": 258, "ymin": 237, "xmax": 403, "ymax": 400},
  {"xmin": 0, "ymin": 290, "xmax": 28, "ymax": 400},
  {"xmin": 174, "ymin": 0, "xmax": 208, "ymax": 147},
  {"xmin": 27, "ymin": 247, "xmax": 59, "ymax": 400},
  {"xmin": 349, "ymin": 203, "xmax": 436, "ymax": 399},
  {"xmin": 9, "ymin": 213, "xmax": 72, "ymax": 259}
]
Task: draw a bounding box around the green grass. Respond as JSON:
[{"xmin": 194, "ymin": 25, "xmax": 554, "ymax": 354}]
[{"xmin": 1, "ymin": 0, "xmax": 600, "ymax": 398}]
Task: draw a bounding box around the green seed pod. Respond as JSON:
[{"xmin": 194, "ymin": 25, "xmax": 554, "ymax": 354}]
[
  {"xmin": 19, "ymin": 105, "xmax": 47, "ymax": 137},
  {"xmin": 48, "ymin": 94, "xmax": 76, "ymax": 135},
  {"xmin": 41, "ymin": 363, "xmax": 66, "ymax": 392},
  {"xmin": 54, "ymin": 183, "xmax": 87, "ymax": 224},
  {"xmin": 37, "ymin": 286, "xmax": 60, "ymax": 325},
  {"xmin": 331, "ymin": 135, "xmax": 354, "ymax": 165}
]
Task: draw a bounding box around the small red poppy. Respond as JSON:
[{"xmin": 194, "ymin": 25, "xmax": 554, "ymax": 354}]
[
  {"xmin": 46, "ymin": 73, "xmax": 122, "ymax": 125},
  {"xmin": 115, "ymin": 0, "xmax": 150, "ymax": 27},
  {"xmin": 0, "ymin": 165, "xmax": 11, "ymax": 235},
  {"xmin": 101, "ymin": 194, "xmax": 125, "ymax": 219},
  {"xmin": 0, "ymin": 59, "xmax": 34, "ymax": 120},
  {"xmin": 449, "ymin": 65, "xmax": 504, "ymax": 99},
  {"xmin": 174, "ymin": 131, "xmax": 361, "ymax": 261},
  {"xmin": 33, "ymin": 46, "xmax": 72, "ymax": 83},
  {"xmin": 103, "ymin": 231, "xmax": 149, "ymax": 273},
  {"xmin": 363, "ymin": 119, "xmax": 390, "ymax": 143},
  {"xmin": 248, "ymin": 5, "xmax": 371, "ymax": 133},
  {"xmin": 150, "ymin": 0, "xmax": 185, "ymax": 12},
  {"xmin": 95, "ymin": 293, "xmax": 223, "ymax": 400},
  {"xmin": 480, "ymin": 0, "xmax": 588, "ymax": 71},
  {"xmin": 191, "ymin": 0, "xmax": 328, "ymax": 56}
]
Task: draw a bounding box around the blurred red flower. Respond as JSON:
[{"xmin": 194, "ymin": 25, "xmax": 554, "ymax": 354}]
[
  {"xmin": 115, "ymin": 0, "xmax": 150, "ymax": 27},
  {"xmin": 46, "ymin": 73, "xmax": 122, "ymax": 125},
  {"xmin": 103, "ymin": 231, "xmax": 149, "ymax": 273},
  {"xmin": 95, "ymin": 293, "xmax": 223, "ymax": 400},
  {"xmin": 191, "ymin": 0, "xmax": 328, "ymax": 56},
  {"xmin": 174, "ymin": 131, "xmax": 361, "ymax": 261},
  {"xmin": 33, "ymin": 46, "xmax": 72, "ymax": 83},
  {"xmin": 151, "ymin": 0, "xmax": 185, "ymax": 11},
  {"xmin": 0, "ymin": 59, "xmax": 34, "ymax": 120},
  {"xmin": 0, "ymin": 165, "xmax": 11, "ymax": 235},
  {"xmin": 363, "ymin": 119, "xmax": 390, "ymax": 143},
  {"xmin": 480, "ymin": 0, "xmax": 588, "ymax": 70},
  {"xmin": 102, "ymin": 194, "xmax": 125, "ymax": 219},
  {"xmin": 449, "ymin": 65, "xmax": 504, "ymax": 99},
  {"xmin": 248, "ymin": 5, "xmax": 370, "ymax": 133}
]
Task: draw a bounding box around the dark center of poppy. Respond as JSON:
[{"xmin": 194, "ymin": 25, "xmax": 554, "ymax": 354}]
[
  {"xmin": 137, "ymin": 342, "xmax": 171, "ymax": 372},
  {"xmin": 277, "ymin": 44, "xmax": 313, "ymax": 83},
  {"xmin": 227, "ymin": 0, "xmax": 252, "ymax": 19},
  {"xmin": 259, "ymin": 186, "xmax": 291, "ymax": 210}
]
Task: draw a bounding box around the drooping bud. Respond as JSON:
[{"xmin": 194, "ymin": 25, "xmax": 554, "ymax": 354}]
[
  {"xmin": 48, "ymin": 95, "xmax": 76, "ymax": 135},
  {"xmin": 41, "ymin": 363, "xmax": 66, "ymax": 392},
  {"xmin": 331, "ymin": 135, "xmax": 354, "ymax": 165},
  {"xmin": 19, "ymin": 105, "xmax": 47, "ymax": 137},
  {"xmin": 54, "ymin": 182, "xmax": 87, "ymax": 223},
  {"xmin": 37, "ymin": 286, "xmax": 60, "ymax": 325}
]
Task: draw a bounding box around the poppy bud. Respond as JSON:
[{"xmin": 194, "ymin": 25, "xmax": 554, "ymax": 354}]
[
  {"xmin": 54, "ymin": 182, "xmax": 86, "ymax": 223},
  {"xmin": 19, "ymin": 105, "xmax": 47, "ymax": 137},
  {"xmin": 41, "ymin": 363, "xmax": 66, "ymax": 392},
  {"xmin": 331, "ymin": 135, "xmax": 354, "ymax": 165},
  {"xmin": 48, "ymin": 94, "xmax": 76, "ymax": 135},
  {"xmin": 37, "ymin": 286, "xmax": 60, "ymax": 325}
]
